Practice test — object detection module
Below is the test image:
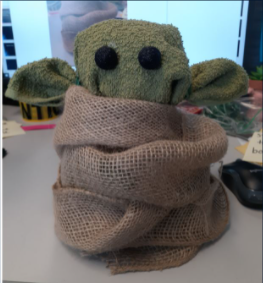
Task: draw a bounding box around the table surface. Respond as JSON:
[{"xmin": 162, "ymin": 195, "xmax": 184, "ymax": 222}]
[{"xmin": 3, "ymin": 105, "xmax": 262, "ymax": 283}]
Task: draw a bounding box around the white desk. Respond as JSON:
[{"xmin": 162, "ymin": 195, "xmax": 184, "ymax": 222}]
[{"xmin": 3, "ymin": 105, "xmax": 262, "ymax": 283}]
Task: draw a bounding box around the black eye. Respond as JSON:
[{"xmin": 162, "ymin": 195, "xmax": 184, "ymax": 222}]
[
  {"xmin": 138, "ymin": 46, "xmax": 161, "ymax": 70},
  {"xmin": 95, "ymin": 46, "xmax": 118, "ymax": 70}
]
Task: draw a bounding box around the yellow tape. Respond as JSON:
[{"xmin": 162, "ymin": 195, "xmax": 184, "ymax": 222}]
[{"xmin": 19, "ymin": 102, "xmax": 58, "ymax": 122}]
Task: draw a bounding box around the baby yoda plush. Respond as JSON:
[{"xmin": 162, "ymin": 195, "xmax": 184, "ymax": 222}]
[
  {"xmin": 6, "ymin": 19, "xmax": 248, "ymax": 107},
  {"xmin": 6, "ymin": 20, "xmax": 248, "ymax": 274}
]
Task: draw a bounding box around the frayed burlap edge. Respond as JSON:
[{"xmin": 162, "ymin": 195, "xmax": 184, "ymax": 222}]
[
  {"xmin": 53, "ymin": 175, "xmax": 229, "ymax": 274},
  {"xmin": 95, "ymin": 246, "xmax": 200, "ymax": 275}
]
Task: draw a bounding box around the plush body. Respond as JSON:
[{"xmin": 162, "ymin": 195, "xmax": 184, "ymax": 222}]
[{"xmin": 6, "ymin": 19, "xmax": 248, "ymax": 274}]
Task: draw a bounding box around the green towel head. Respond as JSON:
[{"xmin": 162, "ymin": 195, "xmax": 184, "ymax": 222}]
[{"xmin": 5, "ymin": 19, "xmax": 248, "ymax": 106}]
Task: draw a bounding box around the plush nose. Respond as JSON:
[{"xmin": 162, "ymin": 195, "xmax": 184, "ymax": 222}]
[{"xmin": 138, "ymin": 47, "xmax": 161, "ymax": 70}]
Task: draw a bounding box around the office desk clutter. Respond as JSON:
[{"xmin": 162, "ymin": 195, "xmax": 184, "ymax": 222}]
[
  {"xmin": 203, "ymin": 67, "xmax": 262, "ymax": 138},
  {"xmin": 19, "ymin": 102, "xmax": 59, "ymax": 122},
  {"xmin": 5, "ymin": 20, "xmax": 248, "ymax": 274},
  {"xmin": 203, "ymin": 94, "xmax": 262, "ymax": 138},
  {"xmin": 2, "ymin": 120, "xmax": 56, "ymax": 138},
  {"xmin": 2, "ymin": 120, "xmax": 25, "ymax": 138},
  {"xmin": 3, "ymin": 148, "xmax": 7, "ymax": 158},
  {"xmin": 222, "ymin": 159, "xmax": 262, "ymax": 209},
  {"xmin": 236, "ymin": 129, "xmax": 263, "ymax": 166}
]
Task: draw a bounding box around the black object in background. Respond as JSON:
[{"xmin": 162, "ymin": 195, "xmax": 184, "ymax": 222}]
[
  {"xmin": 243, "ymin": 1, "xmax": 263, "ymax": 73},
  {"xmin": 2, "ymin": 26, "xmax": 14, "ymax": 40},
  {"xmin": 3, "ymin": 148, "xmax": 7, "ymax": 158},
  {"xmin": 2, "ymin": 9, "xmax": 11, "ymax": 23},
  {"xmin": 6, "ymin": 59, "xmax": 17, "ymax": 70},
  {"xmin": 4, "ymin": 43, "xmax": 16, "ymax": 56},
  {"xmin": 2, "ymin": 72, "xmax": 19, "ymax": 106},
  {"xmin": 221, "ymin": 159, "xmax": 262, "ymax": 209}
]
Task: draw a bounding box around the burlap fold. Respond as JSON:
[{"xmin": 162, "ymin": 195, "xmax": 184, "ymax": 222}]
[{"xmin": 53, "ymin": 86, "xmax": 229, "ymax": 274}]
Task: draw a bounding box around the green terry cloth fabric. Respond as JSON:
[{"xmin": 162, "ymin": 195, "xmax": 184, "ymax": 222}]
[
  {"xmin": 74, "ymin": 19, "xmax": 191, "ymax": 105},
  {"xmin": 5, "ymin": 58, "xmax": 76, "ymax": 107},
  {"xmin": 189, "ymin": 58, "xmax": 248, "ymax": 106},
  {"xmin": 6, "ymin": 19, "xmax": 248, "ymax": 107}
]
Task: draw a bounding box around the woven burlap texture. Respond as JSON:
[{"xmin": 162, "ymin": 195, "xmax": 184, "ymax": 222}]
[{"xmin": 53, "ymin": 85, "xmax": 229, "ymax": 274}]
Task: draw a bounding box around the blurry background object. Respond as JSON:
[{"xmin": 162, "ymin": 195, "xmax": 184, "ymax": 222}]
[
  {"xmin": 177, "ymin": 101, "xmax": 203, "ymax": 115},
  {"xmin": 59, "ymin": 1, "xmax": 118, "ymax": 53},
  {"xmin": 243, "ymin": 1, "xmax": 262, "ymax": 127},
  {"xmin": 2, "ymin": 26, "xmax": 13, "ymax": 39},
  {"xmin": 110, "ymin": 1, "xmax": 127, "ymax": 18},
  {"xmin": 47, "ymin": 1, "xmax": 61, "ymax": 12},
  {"xmin": 203, "ymin": 94, "xmax": 262, "ymax": 138},
  {"xmin": 3, "ymin": 148, "xmax": 8, "ymax": 158},
  {"xmin": 248, "ymin": 65, "xmax": 262, "ymax": 122},
  {"xmin": 246, "ymin": 86, "xmax": 262, "ymax": 123},
  {"xmin": 243, "ymin": 1, "xmax": 263, "ymax": 74},
  {"xmin": 46, "ymin": 1, "xmax": 123, "ymax": 66},
  {"xmin": 221, "ymin": 159, "xmax": 262, "ymax": 209},
  {"xmin": 249, "ymin": 65, "xmax": 262, "ymax": 90},
  {"xmin": 2, "ymin": 6, "xmax": 11, "ymax": 23}
]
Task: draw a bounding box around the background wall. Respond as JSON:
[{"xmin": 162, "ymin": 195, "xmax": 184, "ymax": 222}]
[
  {"xmin": 8, "ymin": 1, "xmax": 52, "ymax": 67},
  {"xmin": 129, "ymin": 1, "xmax": 248, "ymax": 66},
  {"xmin": 2, "ymin": 1, "xmax": 249, "ymax": 78}
]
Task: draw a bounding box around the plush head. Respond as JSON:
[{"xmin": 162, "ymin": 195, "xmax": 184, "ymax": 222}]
[
  {"xmin": 5, "ymin": 19, "xmax": 248, "ymax": 106},
  {"xmin": 74, "ymin": 20, "xmax": 190, "ymax": 104}
]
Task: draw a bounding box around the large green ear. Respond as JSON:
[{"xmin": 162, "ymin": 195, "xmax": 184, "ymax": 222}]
[
  {"xmin": 5, "ymin": 58, "xmax": 76, "ymax": 106},
  {"xmin": 187, "ymin": 58, "xmax": 248, "ymax": 106}
]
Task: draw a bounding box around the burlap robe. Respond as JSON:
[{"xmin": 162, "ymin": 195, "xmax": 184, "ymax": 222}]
[{"xmin": 53, "ymin": 86, "xmax": 229, "ymax": 274}]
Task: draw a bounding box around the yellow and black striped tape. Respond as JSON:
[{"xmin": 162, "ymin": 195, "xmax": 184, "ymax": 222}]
[{"xmin": 19, "ymin": 102, "xmax": 59, "ymax": 122}]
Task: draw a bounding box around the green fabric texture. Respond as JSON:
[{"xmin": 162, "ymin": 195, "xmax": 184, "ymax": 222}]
[
  {"xmin": 5, "ymin": 19, "xmax": 248, "ymax": 106},
  {"xmin": 5, "ymin": 58, "xmax": 76, "ymax": 106},
  {"xmin": 189, "ymin": 58, "xmax": 248, "ymax": 105},
  {"xmin": 74, "ymin": 19, "xmax": 191, "ymax": 104}
]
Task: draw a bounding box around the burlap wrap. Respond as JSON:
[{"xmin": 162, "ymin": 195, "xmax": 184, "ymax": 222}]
[{"xmin": 53, "ymin": 86, "xmax": 229, "ymax": 274}]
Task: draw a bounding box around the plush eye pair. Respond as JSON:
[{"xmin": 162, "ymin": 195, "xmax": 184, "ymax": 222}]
[{"xmin": 95, "ymin": 46, "xmax": 161, "ymax": 70}]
